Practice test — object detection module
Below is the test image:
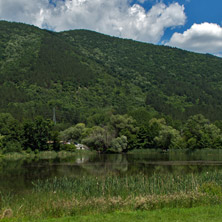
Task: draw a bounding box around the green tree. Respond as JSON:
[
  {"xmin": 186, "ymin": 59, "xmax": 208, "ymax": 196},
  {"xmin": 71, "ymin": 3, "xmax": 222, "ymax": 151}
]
[
  {"xmin": 51, "ymin": 131, "xmax": 60, "ymax": 151},
  {"xmin": 59, "ymin": 123, "xmax": 86, "ymax": 143},
  {"xmin": 82, "ymin": 126, "xmax": 114, "ymax": 152},
  {"xmin": 0, "ymin": 113, "xmax": 22, "ymax": 152},
  {"xmin": 147, "ymin": 118, "xmax": 166, "ymax": 148},
  {"xmin": 110, "ymin": 136, "xmax": 128, "ymax": 153},
  {"xmin": 183, "ymin": 114, "xmax": 222, "ymax": 149},
  {"xmin": 0, "ymin": 134, "xmax": 4, "ymax": 149},
  {"xmin": 154, "ymin": 125, "xmax": 183, "ymax": 150},
  {"xmin": 22, "ymin": 116, "xmax": 53, "ymax": 151},
  {"xmin": 137, "ymin": 118, "xmax": 184, "ymax": 150},
  {"xmin": 0, "ymin": 113, "xmax": 21, "ymax": 141},
  {"xmin": 110, "ymin": 114, "xmax": 138, "ymax": 136},
  {"xmin": 109, "ymin": 114, "xmax": 139, "ymax": 151}
]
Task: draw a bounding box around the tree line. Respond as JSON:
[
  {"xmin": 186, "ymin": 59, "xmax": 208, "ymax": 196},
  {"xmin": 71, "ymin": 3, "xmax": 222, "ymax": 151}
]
[{"xmin": 1, "ymin": 110, "xmax": 222, "ymax": 154}]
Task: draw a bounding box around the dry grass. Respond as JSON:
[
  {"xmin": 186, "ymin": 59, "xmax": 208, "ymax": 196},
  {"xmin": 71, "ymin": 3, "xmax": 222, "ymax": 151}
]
[
  {"xmin": 1, "ymin": 172, "xmax": 222, "ymax": 220},
  {"xmin": 0, "ymin": 208, "xmax": 13, "ymax": 219},
  {"xmin": 1, "ymin": 191, "xmax": 220, "ymax": 220}
]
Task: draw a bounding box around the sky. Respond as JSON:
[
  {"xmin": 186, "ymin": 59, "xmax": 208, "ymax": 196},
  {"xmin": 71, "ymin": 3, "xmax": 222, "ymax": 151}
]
[{"xmin": 0, "ymin": 0, "xmax": 222, "ymax": 57}]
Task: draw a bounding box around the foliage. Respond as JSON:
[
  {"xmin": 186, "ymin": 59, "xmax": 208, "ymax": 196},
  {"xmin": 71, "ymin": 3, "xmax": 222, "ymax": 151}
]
[
  {"xmin": 1, "ymin": 141, "xmax": 23, "ymax": 153},
  {"xmin": 154, "ymin": 125, "xmax": 183, "ymax": 150},
  {"xmin": 59, "ymin": 123, "xmax": 86, "ymax": 142},
  {"xmin": 0, "ymin": 113, "xmax": 21, "ymax": 140},
  {"xmin": 60, "ymin": 144, "xmax": 76, "ymax": 152},
  {"xmin": 110, "ymin": 114, "xmax": 138, "ymax": 136},
  {"xmin": 22, "ymin": 116, "xmax": 53, "ymax": 151},
  {"xmin": 1, "ymin": 21, "xmax": 222, "ymax": 151},
  {"xmin": 1, "ymin": 21, "xmax": 222, "ymax": 124},
  {"xmin": 200, "ymin": 182, "xmax": 222, "ymax": 196},
  {"xmin": 0, "ymin": 134, "xmax": 4, "ymax": 149},
  {"xmin": 82, "ymin": 126, "xmax": 113, "ymax": 151},
  {"xmin": 183, "ymin": 114, "xmax": 222, "ymax": 149},
  {"xmin": 110, "ymin": 135, "xmax": 128, "ymax": 153}
]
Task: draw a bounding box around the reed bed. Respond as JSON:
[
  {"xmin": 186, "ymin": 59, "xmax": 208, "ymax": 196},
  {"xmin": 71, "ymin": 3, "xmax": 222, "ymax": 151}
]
[
  {"xmin": 1, "ymin": 171, "xmax": 222, "ymax": 220},
  {"xmin": 32, "ymin": 171, "xmax": 222, "ymax": 197}
]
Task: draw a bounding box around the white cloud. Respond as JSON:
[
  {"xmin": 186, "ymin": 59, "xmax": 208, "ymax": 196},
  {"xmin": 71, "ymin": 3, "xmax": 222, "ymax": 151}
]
[
  {"xmin": 166, "ymin": 22, "xmax": 222, "ymax": 56},
  {"xmin": 0, "ymin": 0, "xmax": 186, "ymax": 43},
  {"xmin": 0, "ymin": 0, "xmax": 49, "ymax": 27}
]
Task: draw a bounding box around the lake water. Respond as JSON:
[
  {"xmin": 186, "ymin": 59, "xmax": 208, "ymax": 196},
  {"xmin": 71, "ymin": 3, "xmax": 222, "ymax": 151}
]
[{"xmin": 1, "ymin": 150, "xmax": 222, "ymax": 193}]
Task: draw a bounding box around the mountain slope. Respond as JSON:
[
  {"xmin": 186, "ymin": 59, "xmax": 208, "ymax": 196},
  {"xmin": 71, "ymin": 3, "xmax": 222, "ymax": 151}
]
[
  {"xmin": 60, "ymin": 29, "xmax": 222, "ymax": 120},
  {"xmin": 0, "ymin": 21, "xmax": 222, "ymax": 124}
]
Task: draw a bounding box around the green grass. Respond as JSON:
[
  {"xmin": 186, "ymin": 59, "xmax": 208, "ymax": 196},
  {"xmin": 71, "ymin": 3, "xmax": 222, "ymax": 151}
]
[
  {"xmin": 32, "ymin": 172, "xmax": 222, "ymax": 197},
  {"xmin": 42, "ymin": 206, "xmax": 222, "ymax": 222},
  {"xmin": 2, "ymin": 205, "xmax": 222, "ymax": 222},
  {"xmin": 0, "ymin": 150, "xmax": 95, "ymax": 161},
  {"xmin": 1, "ymin": 172, "xmax": 222, "ymax": 220}
]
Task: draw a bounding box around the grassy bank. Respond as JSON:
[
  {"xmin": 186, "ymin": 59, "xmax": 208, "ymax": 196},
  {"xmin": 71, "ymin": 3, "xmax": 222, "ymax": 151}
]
[
  {"xmin": 1, "ymin": 171, "xmax": 222, "ymax": 220},
  {"xmin": 128, "ymin": 148, "xmax": 222, "ymax": 155},
  {"xmin": 0, "ymin": 150, "xmax": 95, "ymax": 161},
  {"xmin": 42, "ymin": 206, "xmax": 222, "ymax": 222},
  {"xmin": 39, "ymin": 205, "xmax": 222, "ymax": 222},
  {"xmin": 2, "ymin": 205, "xmax": 222, "ymax": 222}
]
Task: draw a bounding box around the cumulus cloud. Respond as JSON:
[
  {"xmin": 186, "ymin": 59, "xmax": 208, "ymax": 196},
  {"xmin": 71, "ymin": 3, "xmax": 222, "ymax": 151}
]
[
  {"xmin": 166, "ymin": 23, "xmax": 222, "ymax": 56},
  {"xmin": 0, "ymin": 0, "xmax": 49, "ymax": 27},
  {"xmin": 0, "ymin": 0, "xmax": 186, "ymax": 43}
]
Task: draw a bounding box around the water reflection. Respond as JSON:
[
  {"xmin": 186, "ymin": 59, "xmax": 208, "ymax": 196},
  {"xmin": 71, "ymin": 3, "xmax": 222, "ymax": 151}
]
[{"xmin": 1, "ymin": 150, "xmax": 222, "ymax": 193}]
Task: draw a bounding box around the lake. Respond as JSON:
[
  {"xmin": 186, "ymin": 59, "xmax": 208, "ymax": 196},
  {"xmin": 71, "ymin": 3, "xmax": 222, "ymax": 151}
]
[{"xmin": 1, "ymin": 150, "xmax": 222, "ymax": 194}]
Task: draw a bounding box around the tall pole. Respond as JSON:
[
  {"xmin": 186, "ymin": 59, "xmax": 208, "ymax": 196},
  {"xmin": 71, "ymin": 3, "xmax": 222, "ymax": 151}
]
[{"xmin": 53, "ymin": 107, "xmax": 56, "ymax": 125}]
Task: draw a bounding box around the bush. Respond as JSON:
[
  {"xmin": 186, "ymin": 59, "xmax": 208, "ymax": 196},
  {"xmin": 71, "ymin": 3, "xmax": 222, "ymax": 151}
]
[
  {"xmin": 60, "ymin": 144, "xmax": 76, "ymax": 152},
  {"xmin": 110, "ymin": 136, "xmax": 128, "ymax": 153},
  {"xmin": 2, "ymin": 141, "xmax": 23, "ymax": 153},
  {"xmin": 200, "ymin": 182, "xmax": 222, "ymax": 196}
]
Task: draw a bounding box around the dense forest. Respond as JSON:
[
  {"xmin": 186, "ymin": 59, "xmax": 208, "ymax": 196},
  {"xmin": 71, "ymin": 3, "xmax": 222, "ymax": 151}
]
[{"xmin": 1, "ymin": 21, "xmax": 222, "ymax": 152}]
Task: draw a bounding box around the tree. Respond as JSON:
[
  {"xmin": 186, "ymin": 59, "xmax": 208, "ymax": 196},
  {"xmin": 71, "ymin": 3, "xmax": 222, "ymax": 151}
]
[
  {"xmin": 0, "ymin": 113, "xmax": 21, "ymax": 141},
  {"xmin": 51, "ymin": 131, "xmax": 60, "ymax": 151},
  {"xmin": 110, "ymin": 114, "xmax": 138, "ymax": 136},
  {"xmin": 59, "ymin": 123, "xmax": 86, "ymax": 143},
  {"xmin": 109, "ymin": 114, "xmax": 139, "ymax": 151},
  {"xmin": 0, "ymin": 134, "xmax": 4, "ymax": 149},
  {"xmin": 137, "ymin": 118, "xmax": 184, "ymax": 150},
  {"xmin": 147, "ymin": 118, "xmax": 166, "ymax": 148},
  {"xmin": 183, "ymin": 114, "xmax": 222, "ymax": 149},
  {"xmin": 22, "ymin": 116, "xmax": 53, "ymax": 151},
  {"xmin": 129, "ymin": 107, "xmax": 156, "ymax": 126},
  {"xmin": 110, "ymin": 136, "xmax": 128, "ymax": 153},
  {"xmin": 82, "ymin": 126, "xmax": 115, "ymax": 152},
  {"xmin": 0, "ymin": 113, "xmax": 22, "ymax": 152},
  {"xmin": 154, "ymin": 125, "xmax": 183, "ymax": 150}
]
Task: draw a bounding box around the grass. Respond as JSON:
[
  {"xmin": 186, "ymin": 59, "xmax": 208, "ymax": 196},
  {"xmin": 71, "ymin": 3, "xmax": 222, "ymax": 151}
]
[
  {"xmin": 128, "ymin": 149, "xmax": 163, "ymax": 154},
  {"xmin": 0, "ymin": 152, "xmax": 35, "ymax": 160},
  {"xmin": 2, "ymin": 205, "xmax": 222, "ymax": 222},
  {"xmin": 32, "ymin": 172, "xmax": 222, "ymax": 197},
  {"xmin": 42, "ymin": 205, "xmax": 222, "ymax": 222},
  {"xmin": 1, "ymin": 171, "xmax": 222, "ymax": 220},
  {"xmin": 0, "ymin": 150, "xmax": 95, "ymax": 161}
]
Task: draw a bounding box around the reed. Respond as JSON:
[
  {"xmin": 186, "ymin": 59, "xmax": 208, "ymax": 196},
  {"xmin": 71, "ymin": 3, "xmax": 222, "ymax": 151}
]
[
  {"xmin": 1, "ymin": 171, "xmax": 222, "ymax": 220},
  {"xmin": 32, "ymin": 171, "xmax": 222, "ymax": 197}
]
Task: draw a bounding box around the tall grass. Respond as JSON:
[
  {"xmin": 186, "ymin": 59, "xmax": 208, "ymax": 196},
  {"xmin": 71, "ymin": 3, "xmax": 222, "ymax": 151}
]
[
  {"xmin": 0, "ymin": 150, "xmax": 95, "ymax": 161},
  {"xmin": 32, "ymin": 171, "xmax": 222, "ymax": 197},
  {"xmin": 1, "ymin": 172, "xmax": 222, "ymax": 220}
]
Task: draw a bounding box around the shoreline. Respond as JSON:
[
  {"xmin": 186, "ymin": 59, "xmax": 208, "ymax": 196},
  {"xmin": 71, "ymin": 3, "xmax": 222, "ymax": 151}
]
[
  {"xmin": 0, "ymin": 150, "xmax": 95, "ymax": 160},
  {"xmin": 2, "ymin": 148, "xmax": 222, "ymax": 161}
]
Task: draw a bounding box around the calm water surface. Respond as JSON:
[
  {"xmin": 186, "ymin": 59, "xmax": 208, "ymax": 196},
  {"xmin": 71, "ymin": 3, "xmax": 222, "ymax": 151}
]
[{"xmin": 1, "ymin": 150, "xmax": 222, "ymax": 193}]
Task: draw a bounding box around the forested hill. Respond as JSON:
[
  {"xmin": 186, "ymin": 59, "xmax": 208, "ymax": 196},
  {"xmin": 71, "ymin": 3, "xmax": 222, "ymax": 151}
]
[{"xmin": 1, "ymin": 21, "xmax": 222, "ymax": 125}]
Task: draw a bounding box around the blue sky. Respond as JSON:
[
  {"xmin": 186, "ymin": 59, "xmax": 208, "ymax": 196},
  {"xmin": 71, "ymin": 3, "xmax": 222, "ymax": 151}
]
[
  {"xmin": 156, "ymin": 0, "xmax": 222, "ymax": 42},
  {"xmin": 0, "ymin": 0, "xmax": 222, "ymax": 56}
]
